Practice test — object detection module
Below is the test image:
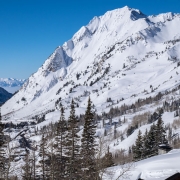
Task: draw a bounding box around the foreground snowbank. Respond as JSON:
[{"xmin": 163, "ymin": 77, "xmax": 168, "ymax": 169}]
[{"xmin": 104, "ymin": 149, "xmax": 180, "ymax": 180}]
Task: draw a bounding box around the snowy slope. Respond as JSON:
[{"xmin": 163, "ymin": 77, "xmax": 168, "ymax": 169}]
[
  {"xmin": 1, "ymin": 7, "xmax": 180, "ymax": 179},
  {"xmin": 2, "ymin": 6, "xmax": 180, "ymax": 124},
  {"xmin": 0, "ymin": 78, "xmax": 25, "ymax": 93},
  {"xmin": 104, "ymin": 149, "xmax": 180, "ymax": 180}
]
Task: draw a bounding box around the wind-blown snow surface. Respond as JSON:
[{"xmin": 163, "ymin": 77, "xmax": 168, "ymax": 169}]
[
  {"xmin": 104, "ymin": 149, "xmax": 180, "ymax": 180},
  {"xmin": 3, "ymin": 6, "xmax": 180, "ymax": 121},
  {"xmin": 0, "ymin": 78, "xmax": 25, "ymax": 93}
]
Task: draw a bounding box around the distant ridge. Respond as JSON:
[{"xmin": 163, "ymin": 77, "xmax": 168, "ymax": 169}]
[
  {"xmin": 0, "ymin": 87, "xmax": 12, "ymax": 105},
  {"xmin": 0, "ymin": 78, "xmax": 26, "ymax": 93}
]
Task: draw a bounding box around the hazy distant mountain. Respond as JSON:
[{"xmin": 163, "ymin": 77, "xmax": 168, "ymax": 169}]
[
  {"xmin": 0, "ymin": 87, "xmax": 12, "ymax": 105},
  {"xmin": 0, "ymin": 78, "xmax": 25, "ymax": 93}
]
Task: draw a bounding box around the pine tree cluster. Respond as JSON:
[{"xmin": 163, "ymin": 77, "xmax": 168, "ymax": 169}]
[
  {"xmin": 0, "ymin": 99, "xmax": 115, "ymax": 179},
  {"xmin": 26, "ymin": 98, "xmax": 102, "ymax": 180},
  {"xmin": 132, "ymin": 117, "xmax": 168, "ymax": 161}
]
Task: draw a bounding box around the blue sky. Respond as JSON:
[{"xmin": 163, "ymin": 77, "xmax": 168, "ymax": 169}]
[{"xmin": 1, "ymin": 0, "xmax": 180, "ymax": 79}]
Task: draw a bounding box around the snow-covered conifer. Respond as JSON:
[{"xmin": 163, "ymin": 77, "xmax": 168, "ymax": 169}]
[{"xmin": 81, "ymin": 97, "xmax": 98, "ymax": 179}]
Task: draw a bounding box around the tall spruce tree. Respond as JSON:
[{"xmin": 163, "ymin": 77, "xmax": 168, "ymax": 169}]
[
  {"xmin": 81, "ymin": 97, "xmax": 98, "ymax": 179},
  {"xmin": 22, "ymin": 152, "xmax": 32, "ymax": 180},
  {"xmin": 39, "ymin": 134, "xmax": 49, "ymax": 180},
  {"xmin": 147, "ymin": 124, "xmax": 157, "ymax": 156},
  {"xmin": 64, "ymin": 99, "xmax": 81, "ymax": 179},
  {"xmin": 155, "ymin": 117, "xmax": 168, "ymax": 146},
  {"xmin": 54, "ymin": 106, "xmax": 67, "ymax": 179},
  {"xmin": 142, "ymin": 129, "xmax": 150, "ymax": 159},
  {"xmin": 32, "ymin": 148, "xmax": 36, "ymax": 180},
  {"xmin": 133, "ymin": 130, "xmax": 143, "ymax": 160},
  {"xmin": 114, "ymin": 123, "xmax": 117, "ymax": 139},
  {"xmin": 49, "ymin": 143, "xmax": 56, "ymax": 180}
]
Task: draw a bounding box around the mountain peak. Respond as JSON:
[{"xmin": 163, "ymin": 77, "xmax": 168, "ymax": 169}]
[
  {"xmin": 102, "ymin": 6, "xmax": 146, "ymax": 21},
  {"xmin": 122, "ymin": 6, "xmax": 147, "ymax": 20},
  {"xmin": 148, "ymin": 12, "xmax": 178, "ymax": 23},
  {"xmin": 3, "ymin": 6, "xmax": 180, "ymax": 120}
]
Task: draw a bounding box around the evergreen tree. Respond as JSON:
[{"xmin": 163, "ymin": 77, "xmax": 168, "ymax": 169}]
[
  {"xmin": 39, "ymin": 134, "xmax": 49, "ymax": 180},
  {"xmin": 133, "ymin": 130, "xmax": 143, "ymax": 160},
  {"xmin": 103, "ymin": 146, "xmax": 114, "ymax": 168},
  {"xmin": 128, "ymin": 147, "xmax": 132, "ymax": 155},
  {"xmin": 54, "ymin": 106, "xmax": 67, "ymax": 179},
  {"xmin": 155, "ymin": 117, "xmax": 168, "ymax": 146},
  {"xmin": 147, "ymin": 124, "xmax": 157, "ymax": 156},
  {"xmin": 168, "ymin": 127, "xmax": 172, "ymax": 145},
  {"xmin": 81, "ymin": 97, "xmax": 98, "ymax": 180},
  {"xmin": 104, "ymin": 129, "xmax": 107, "ymax": 136},
  {"xmin": 64, "ymin": 99, "xmax": 81, "ymax": 179},
  {"xmin": 142, "ymin": 129, "xmax": 150, "ymax": 158},
  {"xmin": 49, "ymin": 144, "xmax": 56, "ymax": 180},
  {"xmin": 31, "ymin": 148, "xmax": 36, "ymax": 180},
  {"xmin": 128, "ymin": 146, "xmax": 133, "ymax": 161},
  {"xmin": 22, "ymin": 152, "xmax": 32, "ymax": 180},
  {"xmin": 114, "ymin": 123, "xmax": 117, "ymax": 139}
]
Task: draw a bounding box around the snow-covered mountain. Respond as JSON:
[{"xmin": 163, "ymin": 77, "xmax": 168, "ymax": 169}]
[
  {"xmin": 2, "ymin": 6, "xmax": 180, "ymax": 179},
  {"xmin": 0, "ymin": 78, "xmax": 25, "ymax": 94},
  {"xmin": 3, "ymin": 6, "xmax": 180, "ymax": 120}
]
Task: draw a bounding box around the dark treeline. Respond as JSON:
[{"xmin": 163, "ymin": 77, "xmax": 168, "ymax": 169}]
[
  {"xmin": 36, "ymin": 85, "xmax": 180, "ymax": 135},
  {"xmin": 100, "ymin": 85, "xmax": 180, "ymax": 137},
  {"xmin": 132, "ymin": 117, "xmax": 168, "ymax": 161},
  {"xmin": 30, "ymin": 98, "xmax": 113, "ymax": 179},
  {"xmin": 102, "ymin": 84, "xmax": 180, "ymax": 121}
]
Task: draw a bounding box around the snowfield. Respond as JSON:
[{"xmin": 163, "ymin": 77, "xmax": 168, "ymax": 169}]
[{"xmin": 104, "ymin": 149, "xmax": 180, "ymax": 180}]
